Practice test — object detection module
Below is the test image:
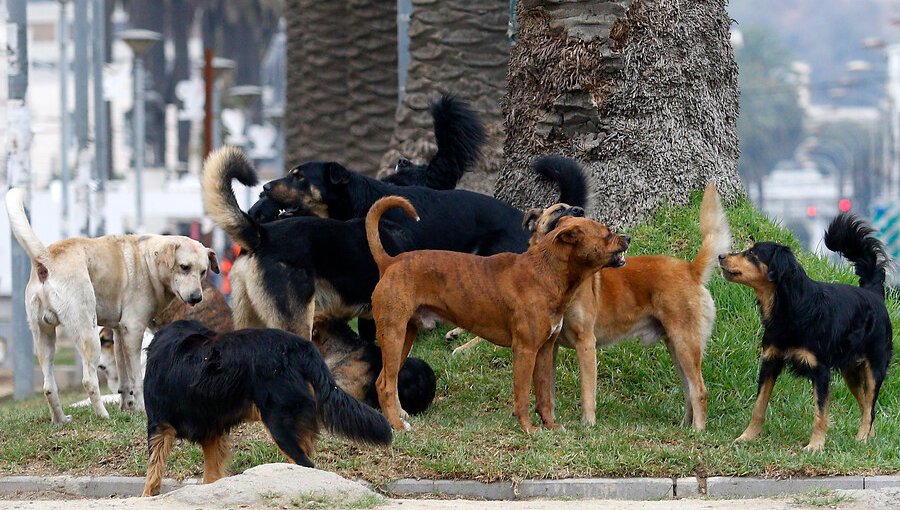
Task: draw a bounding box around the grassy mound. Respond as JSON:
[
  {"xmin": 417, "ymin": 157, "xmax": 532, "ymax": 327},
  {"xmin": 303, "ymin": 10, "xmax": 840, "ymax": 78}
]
[{"xmin": 0, "ymin": 194, "xmax": 897, "ymax": 484}]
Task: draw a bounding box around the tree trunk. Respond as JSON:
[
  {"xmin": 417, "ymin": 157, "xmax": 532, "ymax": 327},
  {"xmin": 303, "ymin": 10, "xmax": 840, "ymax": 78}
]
[
  {"xmin": 380, "ymin": 0, "xmax": 510, "ymax": 194},
  {"xmin": 343, "ymin": 0, "xmax": 398, "ymax": 174},
  {"xmin": 284, "ymin": 0, "xmax": 352, "ymax": 163},
  {"xmin": 494, "ymin": 0, "xmax": 743, "ymax": 228}
]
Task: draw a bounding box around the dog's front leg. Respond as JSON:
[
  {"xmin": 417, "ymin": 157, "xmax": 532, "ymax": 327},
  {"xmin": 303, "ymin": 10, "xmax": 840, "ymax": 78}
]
[
  {"xmin": 736, "ymin": 357, "xmax": 784, "ymax": 442},
  {"xmin": 804, "ymin": 370, "xmax": 831, "ymax": 451},
  {"xmin": 511, "ymin": 341, "xmax": 539, "ymax": 433},
  {"xmin": 118, "ymin": 323, "xmax": 147, "ymax": 412},
  {"xmin": 533, "ymin": 336, "xmax": 562, "ymax": 431}
]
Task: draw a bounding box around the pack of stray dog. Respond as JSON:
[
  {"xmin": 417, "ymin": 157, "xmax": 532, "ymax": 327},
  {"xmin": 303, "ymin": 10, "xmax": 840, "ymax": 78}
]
[{"xmin": 5, "ymin": 95, "xmax": 892, "ymax": 494}]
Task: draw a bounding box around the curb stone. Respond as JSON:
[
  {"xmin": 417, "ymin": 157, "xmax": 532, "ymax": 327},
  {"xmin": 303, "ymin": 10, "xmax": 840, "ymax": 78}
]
[
  {"xmin": 705, "ymin": 476, "xmax": 864, "ymax": 497},
  {"xmin": 0, "ymin": 474, "xmax": 898, "ymax": 500}
]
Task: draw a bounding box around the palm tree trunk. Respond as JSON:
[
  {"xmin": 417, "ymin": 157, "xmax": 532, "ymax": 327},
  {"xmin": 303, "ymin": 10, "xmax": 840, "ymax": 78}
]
[
  {"xmin": 344, "ymin": 0, "xmax": 398, "ymax": 174},
  {"xmin": 495, "ymin": 0, "xmax": 743, "ymax": 227},
  {"xmin": 284, "ymin": 0, "xmax": 352, "ymax": 163},
  {"xmin": 381, "ymin": 0, "xmax": 510, "ymax": 194}
]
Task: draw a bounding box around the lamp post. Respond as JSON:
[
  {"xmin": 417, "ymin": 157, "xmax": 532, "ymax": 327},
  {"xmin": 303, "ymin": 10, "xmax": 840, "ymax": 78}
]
[
  {"xmin": 58, "ymin": 0, "xmax": 71, "ymax": 238},
  {"xmin": 228, "ymin": 85, "xmax": 262, "ymax": 208},
  {"xmin": 119, "ymin": 29, "xmax": 162, "ymax": 233},
  {"xmin": 211, "ymin": 58, "xmax": 236, "ymax": 150}
]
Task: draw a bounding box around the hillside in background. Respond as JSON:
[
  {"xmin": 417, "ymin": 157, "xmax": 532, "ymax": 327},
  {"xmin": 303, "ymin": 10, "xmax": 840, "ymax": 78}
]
[{"xmin": 729, "ymin": 0, "xmax": 889, "ymax": 106}]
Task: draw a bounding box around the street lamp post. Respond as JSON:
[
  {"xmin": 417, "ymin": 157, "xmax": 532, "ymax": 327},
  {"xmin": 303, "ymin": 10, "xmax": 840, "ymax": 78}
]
[
  {"xmin": 58, "ymin": 0, "xmax": 71, "ymax": 239},
  {"xmin": 119, "ymin": 29, "xmax": 162, "ymax": 233},
  {"xmin": 228, "ymin": 85, "xmax": 262, "ymax": 209},
  {"xmin": 211, "ymin": 58, "xmax": 236, "ymax": 150}
]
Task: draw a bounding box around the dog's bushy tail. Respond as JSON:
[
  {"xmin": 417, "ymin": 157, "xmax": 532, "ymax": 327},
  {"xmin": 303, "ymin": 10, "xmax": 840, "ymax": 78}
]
[
  {"xmin": 533, "ymin": 156, "xmax": 588, "ymax": 208},
  {"xmin": 424, "ymin": 95, "xmax": 487, "ymax": 190},
  {"xmin": 5, "ymin": 188, "xmax": 49, "ymax": 264},
  {"xmin": 366, "ymin": 196, "xmax": 419, "ymax": 273},
  {"xmin": 824, "ymin": 212, "xmax": 890, "ymax": 297},
  {"xmin": 301, "ymin": 342, "xmax": 393, "ymax": 446},
  {"xmin": 201, "ymin": 147, "xmax": 261, "ymax": 251},
  {"xmin": 690, "ymin": 182, "xmax": 732, "ymax": 285}
]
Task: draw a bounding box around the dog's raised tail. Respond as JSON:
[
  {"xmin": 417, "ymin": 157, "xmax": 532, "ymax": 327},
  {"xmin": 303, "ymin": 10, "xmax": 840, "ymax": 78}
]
[
  {"xmin": 201, "ymin": 146, "xmax": 260, "ymax": 251},
  {"xmin": 5, "ymin": 188, "xmax": 49, "ymax": 264},
  {"xmin": 302, "ymin": 343, "xmax": 393, "ymax": 446},
  {"xmin": 366, "ymin": 196, "xmax": 419, "ymax": 273},
  {"xmin": 425, "ymin": 95, "xmax": 487, "ymax": 190},
  {"xmin": 533, "ymin": 156, "xmax": 588, "ymax": 208},
  {"xmin": 690, "ymin": 182, "xmax": 732, "ymax": 285},
  {"xmin": 824, "ymin": 212, "xmax": 890, "ymax": 297}
]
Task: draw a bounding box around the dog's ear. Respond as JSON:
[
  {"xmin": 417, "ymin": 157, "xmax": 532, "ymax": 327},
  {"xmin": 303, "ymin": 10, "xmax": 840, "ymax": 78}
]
[
  {"xmin": 523, "ymin": 208, "xmax": 542, "ymax": 233},
  {"xmin": 157, "ymin": 242, "xmax": 178, "ymax": 270},
  {"xmin": 765, "ymin": 245, "xmax": 797, "ymax": 283},
  {"xmin": 325, "ymin": 162, "xmax": 351, "ymax": 185},
  {"xmin": 207, "ymin": 249, "xmax": 220, "ymax": 274},
  {"xmin": 553, "ymin": 222, "xmax": 583, "ymax": 245}
]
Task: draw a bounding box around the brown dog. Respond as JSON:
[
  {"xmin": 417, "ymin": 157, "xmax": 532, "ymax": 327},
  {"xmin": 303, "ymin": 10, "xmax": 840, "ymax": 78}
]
[
  {"xmin": 366, "ymin": 196, "xmax": 629, "ymax": 432},
  {"xmin": 451, "ymin": 183, "xmax": 730, "ymax": 430}
]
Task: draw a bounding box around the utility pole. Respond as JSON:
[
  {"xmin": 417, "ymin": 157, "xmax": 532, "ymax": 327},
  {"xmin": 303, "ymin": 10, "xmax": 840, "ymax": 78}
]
[
  {"xmin": 74, "ymin": 0, "xmax": 90, "ymax": 236},
  {"xmin": 91, "ymin": 0, "xmax": 106, "ymax": 235},
  {"xmin": 6, "ymin": 0, "xmax": 35, "ymax": 400},
  {"xmin": 58, "ymin": 0, "xmax": 71, "ymax": 239}
]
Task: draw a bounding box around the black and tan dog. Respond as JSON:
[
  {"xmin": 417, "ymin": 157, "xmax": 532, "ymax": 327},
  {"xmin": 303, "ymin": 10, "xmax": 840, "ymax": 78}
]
[
  {"xmin": 312, "ymin": 319, "xmax": 436, "ymax": 415},
  {"xmin": 366, "ymin": 196, "xmax": 629, "ymax": 432},
  {"xmin": 720, "ymin": 213, "xmax": 892, "ymax": 450},
  {"xmin": 452, "ymin": 183, "xmax": 730, "ymax": 430},
  {"xmin": 141, "ymin": 320, "xmax": 392, "ymax": 496}
]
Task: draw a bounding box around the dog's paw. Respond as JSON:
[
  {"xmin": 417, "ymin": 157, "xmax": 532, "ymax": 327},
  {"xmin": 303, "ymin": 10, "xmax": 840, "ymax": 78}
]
[
  {"xmin": 444, "ymin": 327, "xmax": 463, "ymax": 342},
  {"xmin": 401, "ymin": 419, "xmax": 412, "ymax": 432},
  {"xmin": 802, "ymin": 439, "xmax": 825, "ymax": 452},
  {"xmin": 52, "ymin": 414, "xmax": 73, "ymax": 427}
]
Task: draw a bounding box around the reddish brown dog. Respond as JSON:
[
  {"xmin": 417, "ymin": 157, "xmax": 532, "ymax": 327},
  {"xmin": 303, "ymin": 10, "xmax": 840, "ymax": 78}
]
[{"xmin": 366, "ymin": 196, "xmax": 629, "ymax": 432}]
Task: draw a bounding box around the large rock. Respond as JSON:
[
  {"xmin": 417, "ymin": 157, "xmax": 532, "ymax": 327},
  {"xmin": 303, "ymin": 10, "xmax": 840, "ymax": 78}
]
[{"xmin": 162, "ymin": 463, "xmax": 379, "ymax": 507}]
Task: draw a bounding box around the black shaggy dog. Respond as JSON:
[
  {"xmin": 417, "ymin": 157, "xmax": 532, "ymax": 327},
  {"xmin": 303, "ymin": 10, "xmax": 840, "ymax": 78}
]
[
  {"xmin": 313, "ymin": 319, "xmax": 436, "ymax": 415},
  {"xmin": 141, "ymin": 320, "xmax": 392, "ymax": 497},
  {"xmin": 720, "ymin": 213, "xmax": 893, "ymax": 450},
  {"xmin": 254, "ymin": 155, "xmax": 587, "ymax": 255},
  {"xmin": 202, "ymin": 147, "xmax": 415, "ymax": 338},
  {"xmin": 382, "ymin": 95, "xmax": 486, "ymax": 190}
]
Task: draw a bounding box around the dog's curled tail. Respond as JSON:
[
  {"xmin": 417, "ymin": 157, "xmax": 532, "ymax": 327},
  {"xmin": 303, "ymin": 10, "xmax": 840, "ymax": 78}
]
[
  {"xmin": 533, "ymin": 156, "xmax": 588, "ymax": 208},
  {"xmin": 691, "ymin": 182, "xmax": 732, "ymax": 285},
  {"xmin": 366, "ymin": 196, "xmax": 419, "ymax": 274},
  {"xmin": 201, "ymin": 146, "xmax": 260, "ymax": 251},
  {"xmin": 5, "ymin": 188, "xmax": 49, "ymax": 264},
  {"xmin": 303, "ymin": 343, "xmax": 393, "ymax": 446},
  {"xmin": 425, "ymin": 95, "xmax": 487, "ymax": 190},
  {"xmin": 824, "ymin": 212, "xmax": 890, "ymax": 297}
]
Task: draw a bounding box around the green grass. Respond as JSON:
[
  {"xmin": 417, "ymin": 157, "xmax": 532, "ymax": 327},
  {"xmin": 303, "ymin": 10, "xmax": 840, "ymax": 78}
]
[{"xmin": 0, "ymin": 194, "xmax": 897, "ymax": 484}]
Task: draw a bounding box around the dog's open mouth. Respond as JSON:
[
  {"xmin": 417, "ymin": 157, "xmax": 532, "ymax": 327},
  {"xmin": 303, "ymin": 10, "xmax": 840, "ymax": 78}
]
[
  {"xmin": 720, "ymin": 266, "xmax": 740, "ymax": 279},
  {"xmin": 607, "ymin": 251, "xmax": 627, "ymax": 268},
  {"xmin": 278, "ymin": 206, "xmax": 304, "ymax": 219}
]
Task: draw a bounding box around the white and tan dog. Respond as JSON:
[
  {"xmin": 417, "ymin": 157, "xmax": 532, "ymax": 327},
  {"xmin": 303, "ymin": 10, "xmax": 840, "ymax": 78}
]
[{"xmin": 5, "ymin": 188, "xmax": 218, "ymax": 424}]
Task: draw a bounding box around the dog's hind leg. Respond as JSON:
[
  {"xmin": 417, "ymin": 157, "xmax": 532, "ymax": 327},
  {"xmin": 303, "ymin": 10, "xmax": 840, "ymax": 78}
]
[
  {"xmin": 261, "ymin": 407, "xmax": 317, "ymax": 468},
  {"xmin": 142, "ymin": 424, "xmax": 175, "ymax": 496},
  {"xmin": 74, "ymin": 325, "xmax": 111, "ymax": 419},
  {"xmin": 736, "ymin": 356, "xmax": 784, "ymax": 442},
  {"xmin": 842, "ymin": 360, "xmax": 878, "ymax": 442},
  {"xmin": 201, "ymin": 434, "xmax": 232, "ymax": 483},
  {"xmin": 804, "ymin": 370, "xmax": 832, "ymax": 451},
  {"xmin": 375, "ymin": 318, "xmax": 414, "ymax": 431},
  {"xmin": 664, "ymin": 333, "xmax": 707, "ymax": 431},
  {"xmin": 31, "ymin": 317, "xmax": 69, "ymax": 425}
]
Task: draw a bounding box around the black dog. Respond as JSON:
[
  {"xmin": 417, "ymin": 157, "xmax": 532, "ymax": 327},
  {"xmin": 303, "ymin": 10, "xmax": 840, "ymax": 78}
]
[
  {"xmin": 141, "ymin": 320, "xmax": 392, "ymax": 496},
  {"xmin": 382, "ymin": 95, "xmax": 486, "ymax": 190},
  {"xmin": 202, "ymin": 147, "xmax": 415, "ymax": 338},
  {"xmin": 313, "ymin": 319, "xmax": 436, "ymax": 415},
  {"xmin": 720, "ymin": 213, "xmax": 892, "ymax": 450},
  {"xmin": 254, "ymin": 155, "xmax": 587, "ymax": 256}
]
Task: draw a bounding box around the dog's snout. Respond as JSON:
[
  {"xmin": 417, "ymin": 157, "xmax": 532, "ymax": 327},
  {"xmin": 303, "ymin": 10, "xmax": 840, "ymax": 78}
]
[
  {"xmin": 570, "ymin": 207, "xmax": 585, "ymax": 217},
  {"xmin": 398, "ymin": 157, "xmax": 411, "ymax": 168},
  {"xmin": 98, "ymin": 365, "xmax": 106, "ymax": 371},
  {"xmin": 623, "ymin": 235, "xmax": 631, "ymax": 245},
  {"xmin": 188, "ymin": 292, "xmax": 203, "ymax": 305},
  {"xmin": 718, "ymin": 254, "xmax": 726, "ymax": 261},
  {"xmin": 263, "ymin": 182, "xmax": 272, "ymax": 192}
]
